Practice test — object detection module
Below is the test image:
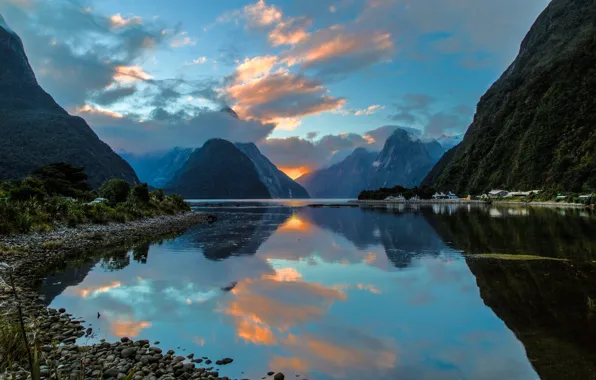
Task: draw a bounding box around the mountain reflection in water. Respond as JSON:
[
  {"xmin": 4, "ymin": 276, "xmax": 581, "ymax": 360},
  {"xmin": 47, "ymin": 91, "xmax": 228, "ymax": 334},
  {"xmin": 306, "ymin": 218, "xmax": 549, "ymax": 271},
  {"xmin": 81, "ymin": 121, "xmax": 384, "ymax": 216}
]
[{"xmin": 40, "ymin": 203, "xmax": 596, "ymax": 380}]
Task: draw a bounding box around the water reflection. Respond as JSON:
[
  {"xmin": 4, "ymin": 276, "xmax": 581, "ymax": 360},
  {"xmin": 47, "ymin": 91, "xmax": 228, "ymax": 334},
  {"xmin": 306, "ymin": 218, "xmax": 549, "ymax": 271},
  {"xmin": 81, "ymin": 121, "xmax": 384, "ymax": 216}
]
[{"xmin": 40, "ymin": 203, "xmax": 596, "ymax": 380}]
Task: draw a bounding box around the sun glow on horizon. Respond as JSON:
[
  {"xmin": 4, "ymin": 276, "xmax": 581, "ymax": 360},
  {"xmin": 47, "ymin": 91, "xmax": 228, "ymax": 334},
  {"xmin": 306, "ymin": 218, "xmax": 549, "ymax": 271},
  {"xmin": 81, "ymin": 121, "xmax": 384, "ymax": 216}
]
[{"xmin": 279, "ymin": 166, "xmax": 310, "ymax": 179}]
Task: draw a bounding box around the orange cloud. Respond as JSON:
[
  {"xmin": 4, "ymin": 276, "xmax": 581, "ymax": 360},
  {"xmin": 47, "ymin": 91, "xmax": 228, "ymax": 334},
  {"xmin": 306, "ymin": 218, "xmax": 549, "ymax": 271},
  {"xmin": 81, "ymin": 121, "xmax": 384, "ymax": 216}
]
[
  {"xmin": 262, "ymin": 267, "xmax": 303, "ymax": 282},
  {"xmin": 109, "ymin": 13, "xmax": 142, "ymax": 29},
  {"xmin": 363, "ymin": 252, "xmax": 377, "ymax": 264},
  {"xmin": 283, "ymin": 28, "xmax": 394, "ymax": 74},
  {"xmin": 269, "ymin": 356, "xmax": 310, "ymax": 373},
  {"xmin": 244, "ymin": 0, "xmax": 282, "ymax": 27},
  {"xmin": 110, "ymin": 319, "xmax": 151, "ymax": 338},
  {"xmin": 236, "ymin": 319, "xmax": 278, "ymax": 345},
  {"xmin": 221, "ymin": 277, "xmax": 346, "ymax": 345},
  {"xmin": 73, "ymin": 104, "xmax": 124, "ymax": 119},
  {"xmin": 235, "ymin": 55, "xmax": 279, "ymax": 83},
  {"xmin": 113, "ymin": 65, "xmax": 152, "ymax": 83},
  {"xmin": 227, "ymin": 71, "xmax": 345, "ymax": 125},
  {"xmin": 355, "ymin": 104, "xmax": 384, "ymax": 116},
  {"xmin": 276, "ymin": 333, "xmax": 397, "ymax": 376},
  {"xmin": 71, "ymin": 281, "xmax": 121, "ymax": 298},
  {"xmin": 269, "ymin": 18, "xmax": 310, "ymax": 46},
  {"xmin": 278, "ymin": 214, "xmax": 312, "ymax": 232}
]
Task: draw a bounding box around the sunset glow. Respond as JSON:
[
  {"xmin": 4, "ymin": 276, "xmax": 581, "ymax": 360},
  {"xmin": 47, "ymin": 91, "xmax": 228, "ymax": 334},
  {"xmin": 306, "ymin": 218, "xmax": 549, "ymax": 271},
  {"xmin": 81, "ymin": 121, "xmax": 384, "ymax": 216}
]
[
  {"xmin": 278, "ymin": 214, "xmax": 311, "ymax": 231},
  {"xmin": 279, "ymin": 166, "xmax": 310, "ymax": 180}
]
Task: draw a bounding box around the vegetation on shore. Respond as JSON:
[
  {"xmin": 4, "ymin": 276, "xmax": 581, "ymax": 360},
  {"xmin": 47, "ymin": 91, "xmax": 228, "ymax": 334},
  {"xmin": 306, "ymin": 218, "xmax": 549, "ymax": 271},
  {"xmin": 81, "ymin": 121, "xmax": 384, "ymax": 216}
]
[{"xmin": 0, "ymin": 163, "xmax": 190, "ymax": 235}]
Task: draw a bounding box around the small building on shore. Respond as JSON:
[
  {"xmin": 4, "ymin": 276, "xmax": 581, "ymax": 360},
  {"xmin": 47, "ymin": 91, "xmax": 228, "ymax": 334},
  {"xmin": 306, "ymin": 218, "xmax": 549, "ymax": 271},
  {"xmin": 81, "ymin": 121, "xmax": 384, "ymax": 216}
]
[
  {"xmin": 432, "ymin": 192, "xmax": 448, "ymax": 199},
  {"xmin": 488, "ymin": 190, "xmax": 508, "ymax": 198}
]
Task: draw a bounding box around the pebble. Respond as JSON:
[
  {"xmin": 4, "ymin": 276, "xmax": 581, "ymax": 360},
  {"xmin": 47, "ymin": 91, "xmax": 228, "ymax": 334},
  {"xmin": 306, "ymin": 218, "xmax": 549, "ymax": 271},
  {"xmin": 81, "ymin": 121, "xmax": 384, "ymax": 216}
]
[{"xmin": 0, "ymin": 212, "xmax": 239, "ymax": 380}]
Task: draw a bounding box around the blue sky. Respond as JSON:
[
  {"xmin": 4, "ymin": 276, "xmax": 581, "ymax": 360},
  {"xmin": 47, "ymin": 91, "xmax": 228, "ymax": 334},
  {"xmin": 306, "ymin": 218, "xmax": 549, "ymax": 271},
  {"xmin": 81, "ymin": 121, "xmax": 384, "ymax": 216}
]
[{"xmin": 0, "ymin": 0, "xmax": 549, "ymax": 175}]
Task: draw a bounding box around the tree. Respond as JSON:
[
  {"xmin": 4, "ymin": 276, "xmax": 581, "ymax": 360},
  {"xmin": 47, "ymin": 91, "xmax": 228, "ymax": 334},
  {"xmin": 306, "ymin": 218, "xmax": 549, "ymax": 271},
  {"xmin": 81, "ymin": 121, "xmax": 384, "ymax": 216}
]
[
  {"xmin": 100, "ymin": 179, "xmax": 131, "ymax": 204},
  {"xmin": 131, "ymin": 183, "xmax": 150, "ymax": 203},
  {"xmin": 31, "ymin": 162, "xmax": 91, "ymax": 197}
]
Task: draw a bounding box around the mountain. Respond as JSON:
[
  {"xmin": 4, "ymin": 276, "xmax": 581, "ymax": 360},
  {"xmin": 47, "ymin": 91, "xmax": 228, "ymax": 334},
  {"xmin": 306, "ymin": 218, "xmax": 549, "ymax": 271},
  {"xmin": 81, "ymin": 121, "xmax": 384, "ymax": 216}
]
[
  {"xmin": 423, "ymin": 0, "xmax": 596, "ymax": 193},
  {"xmin": 0, "ymin": 14, "xmax": 138, "ymax": 188},
  {"xmin": 235, "ymin": 142, "xmax": 309, "ymax": 198},
  {"xmin": 167, "ymin": 139, "xmax": 271, "ymax": 199},
  {"xmin": 368, "ymin": 129, "xmax": 443, "ymax": 189},
  {"xmin": 121, "ymin": 147, "xmax": 193, "ymax": 188},
  {"xmin": 297, "ymin": 148, "xmax": 378, "ymax": 198}
]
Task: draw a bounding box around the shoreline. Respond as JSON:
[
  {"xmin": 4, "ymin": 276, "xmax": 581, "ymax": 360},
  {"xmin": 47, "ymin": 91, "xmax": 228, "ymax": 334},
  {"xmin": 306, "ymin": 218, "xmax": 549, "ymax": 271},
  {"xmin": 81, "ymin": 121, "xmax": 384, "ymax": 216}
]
[
  {"xmin": 349, "ymin": 199, "xmax": 588, "ymax": 208},
  {"xmin": 0, "ymin": 211, "xmax": 247, "ymax": 380}
]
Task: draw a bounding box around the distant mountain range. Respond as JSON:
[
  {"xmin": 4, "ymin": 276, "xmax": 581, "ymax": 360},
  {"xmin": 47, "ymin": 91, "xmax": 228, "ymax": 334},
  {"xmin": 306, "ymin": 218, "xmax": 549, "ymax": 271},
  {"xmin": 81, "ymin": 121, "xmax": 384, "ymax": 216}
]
[
  {"xmin": 0, "ymin": 14, "xmax": 138, "ymax": 187},
  {"xmin": 298, "ymin": 128, "xmax": 446, "ymax": 198},
  {"xmin": 127, "ymin": 138, "xmax": 309, "ymax": 199},
  {"xmin": 423, "ymin": 0, "xmax": 596, "ymax": 193},
  {"xmin": 297, "ymin": 148, "xmax": 379, "ymax": 198}
]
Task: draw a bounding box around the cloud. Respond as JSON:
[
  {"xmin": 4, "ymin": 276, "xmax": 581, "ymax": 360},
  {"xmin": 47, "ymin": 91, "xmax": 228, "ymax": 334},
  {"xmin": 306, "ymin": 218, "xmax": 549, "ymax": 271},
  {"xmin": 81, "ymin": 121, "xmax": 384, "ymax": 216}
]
[
  {"xmin": 225, "ymin": 56, "xmax": 345, "ymax": 127},
  {"xmin": 169, "ymin": 31, "xmax": 196, "ymax": 48},
  {"xmin": 258, "ymin": 129, "xmax": 381, "ymax": 172},
  {"xmin": 354, "ymin": 0, "xmax": 548, "ymax": 68},
  {"xmin": 425, "ymin": 112, "xmax": 462, "ymax": 137},
  {"xmin": 75, "ymin": 104, "xmax": 275, "ymax": 153},
  {"xmin": 92, "ymin": 85, "xmax": 137, "ymax": 106},
  {"xmin": 192, "ymin": 56, "xmax": 208, "ymax": 64},
  {"xmin": 283, "ymin": 26, "xmax": 395, "ymax": 78},
  {"xmin": 113, "ymin": 65, "xmax": 153, "ymax": 84},
  {"xmin": 268, "ymin": 17, "xmax": 311, "ymax": 46},
  {"xmin": 387, "ymin": 93, "xmax": 471, "ymax": 137},
  {"xmin": 109, "ymin": 13, "xmax": 142, "ymax": 29},
  {"xmin": 243, "ymin": 0, "xmax": 282, "ymax": 28},
  {"xmin": 0, "ymin": 0, "xmax": 171, "ymax": 109},
  {"xmin": 354, "ymin": 104, "xmax": 384, "ymax": 116}
]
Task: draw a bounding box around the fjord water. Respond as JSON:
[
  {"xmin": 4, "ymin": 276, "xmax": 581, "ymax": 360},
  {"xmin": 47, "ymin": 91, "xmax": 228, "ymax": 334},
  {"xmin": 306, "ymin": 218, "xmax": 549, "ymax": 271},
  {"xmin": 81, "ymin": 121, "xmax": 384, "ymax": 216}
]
[{"xmin": 41, "ymin": 202, "xmax": 596, "ymax": 380}]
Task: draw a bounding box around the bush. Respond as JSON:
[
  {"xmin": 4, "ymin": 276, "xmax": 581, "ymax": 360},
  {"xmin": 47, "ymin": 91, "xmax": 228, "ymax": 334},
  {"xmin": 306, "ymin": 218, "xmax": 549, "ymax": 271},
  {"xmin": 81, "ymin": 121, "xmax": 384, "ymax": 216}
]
[
  {"xmin": 0, "ymin": 314, "xmax": 29, "ymax": 371},
  {"xmin": 152, "ymin": 189, "xmax": 165, "ymax": 202},
  {"xmin": 8, "ymin": 178, "xmax": 46, "ymax": 202},
  {"xmin": 100, "ymin": 179, "xmax": 131, "ymax": 205},
  {"xmin": 131, "ymin": 183, "xmax": 150, "ymax": 203}
]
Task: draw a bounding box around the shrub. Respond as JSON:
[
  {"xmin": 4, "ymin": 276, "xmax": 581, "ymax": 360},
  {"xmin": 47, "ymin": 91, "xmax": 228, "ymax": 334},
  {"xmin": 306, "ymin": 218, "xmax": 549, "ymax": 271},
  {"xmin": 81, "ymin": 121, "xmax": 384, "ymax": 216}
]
[
  {"xmin": 131, "ymin": 183, "xmax": 150, "ymax": 203},
  {"xmin": 8, "ymin": 178, "xmax": 46, "ymax": 202},
  {"xmin": 152, "ymin": 189, "xmax": 165, "ymax": 202},
  {"xmin": 0, "ymin": 314, "xmax": 29, "ymax": 371},
  {"xmin": 100, "ymin": 179, "xmax": 131, "ymax": 205}
]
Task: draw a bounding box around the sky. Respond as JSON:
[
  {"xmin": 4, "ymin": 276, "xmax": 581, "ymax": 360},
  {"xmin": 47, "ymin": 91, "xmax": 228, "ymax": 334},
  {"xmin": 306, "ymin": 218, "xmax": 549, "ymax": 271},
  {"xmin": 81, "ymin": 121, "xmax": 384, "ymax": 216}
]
[{"xmin": 0, "ymin": 0, "xmax": 549, "ymax": 177}]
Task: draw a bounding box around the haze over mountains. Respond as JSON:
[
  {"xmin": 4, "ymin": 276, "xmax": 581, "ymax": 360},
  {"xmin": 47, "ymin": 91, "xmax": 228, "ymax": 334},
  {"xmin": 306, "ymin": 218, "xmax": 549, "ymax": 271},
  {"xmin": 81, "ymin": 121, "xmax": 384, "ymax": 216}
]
[{"xmin": 0, "ymin": 14, "xmax": 138, "ymax": 187}]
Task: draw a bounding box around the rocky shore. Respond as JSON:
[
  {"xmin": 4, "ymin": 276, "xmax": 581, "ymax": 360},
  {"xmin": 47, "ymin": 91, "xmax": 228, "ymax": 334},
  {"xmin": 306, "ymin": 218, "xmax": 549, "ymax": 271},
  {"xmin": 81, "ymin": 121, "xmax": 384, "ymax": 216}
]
[{"xmin": 0, "ymin": 212, "xmax": 281, "ymax": 380}]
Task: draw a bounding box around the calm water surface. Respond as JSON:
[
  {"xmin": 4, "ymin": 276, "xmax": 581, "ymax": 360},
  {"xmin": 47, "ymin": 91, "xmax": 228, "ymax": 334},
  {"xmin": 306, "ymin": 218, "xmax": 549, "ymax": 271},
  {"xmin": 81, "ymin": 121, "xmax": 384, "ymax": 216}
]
[{"xmin": 41, "ymin": 202, "xmax": 596, "ymax": 380}]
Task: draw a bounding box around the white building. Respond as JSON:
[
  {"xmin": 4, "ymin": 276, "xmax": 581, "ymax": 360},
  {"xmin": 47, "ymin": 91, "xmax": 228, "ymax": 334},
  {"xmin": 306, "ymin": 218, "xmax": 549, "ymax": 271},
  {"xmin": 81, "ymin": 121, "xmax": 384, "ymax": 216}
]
[{"xmin": 488, "ymin": 190, "xmax": 508, "ymax": 198}]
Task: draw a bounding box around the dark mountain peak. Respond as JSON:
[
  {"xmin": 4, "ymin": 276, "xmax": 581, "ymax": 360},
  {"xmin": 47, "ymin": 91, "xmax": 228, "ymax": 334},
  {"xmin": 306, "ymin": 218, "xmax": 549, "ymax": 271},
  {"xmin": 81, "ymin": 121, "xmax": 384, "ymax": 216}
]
[
  {"xmin": 235, "ymin": 141, "xmax": 259, "ymax": 152},
  {"xmin": 220, "ymin": 106, "xmax": 239, "ymax": 119},
  {"xmin": 202, "ymin": 138, "xmax": 236, "ymax": 148},
  {"xmin": 351, "ymin": 147, "xmax": 373, "ymax": 155},
  {"xmin": 168, "ymin": 138, "xmax": 271, "ymax": 199},
  {"xmin": 0, "ymin": 14, "xmax": 138, "ymax": 187}
]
